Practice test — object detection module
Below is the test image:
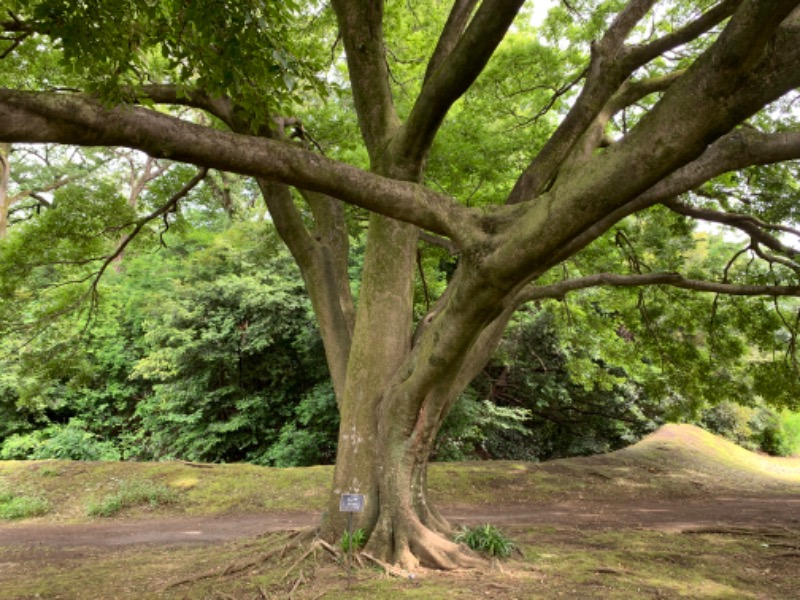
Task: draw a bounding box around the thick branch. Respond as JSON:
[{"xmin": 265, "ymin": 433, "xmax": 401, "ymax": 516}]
[
  {"xmin": 624, "ymin": 0, "xmax": 741, "ymax": 68},
  {"xmin": 422, "ymin": 0, "xmax": 480, "ymax": 84},
  {"xmin": 506, "ymin": 127, "xmax": 800, "ymax": 286},
  {"xmin": 559, "ymin": 71, "xmax": 684, "ymax": 174},
  {"xmin": 506, "ymin": 0, "xmax": 747, "ymax": 204},
  {"xmin": 517, "ymin": 272, "xmax": 800, "ymax": 304},
  {"xmin": 330, "ymin": 0, "xmax": 400, "ymax": 157},
  {"xmin": 0, "ymin": 89, "xmax": 480, "ymax": 243},
  {"xmin": 645, "ymin": 129, "xmax": 800, "ymax": 206},
  {"xmin": 396, "ymin": 0, "xmax": 524, "ymax": 166},
  {"xmin": 137, "ymin": 84, "xmax": 237, "ymax": 128},
  {"xmin": 606, "ymin": 71, "xmax": 684, "ymax": 115}
]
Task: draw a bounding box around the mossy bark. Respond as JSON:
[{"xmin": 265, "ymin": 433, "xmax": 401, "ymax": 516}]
[{"xmin": 0, "ymin": 142, "xmax": 10, "ymax": 239}]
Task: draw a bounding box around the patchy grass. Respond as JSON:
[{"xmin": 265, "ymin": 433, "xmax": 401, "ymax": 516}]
[
  {"xmin": 86, "ymin": 479, "xmax": 181, "ymax": 517},
  {"xmin": 2, "ymin": 424, "xmax": 798, "ymax": 523},
  {"xmin": 454, "ymin": 523, "xmax": 516, "ymax": 557},
  {"xmin": 0, "ymin": 487, "xmax": 49, "ymax": 520},
  {"xmin": 2, "ymin": 525, "xmax": 797, "ymax": 599}
]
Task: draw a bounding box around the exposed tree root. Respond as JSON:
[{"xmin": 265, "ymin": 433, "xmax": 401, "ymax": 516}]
[
  {"xmin": 361, "ymin": 552, "xmax": 409, "ymax": 578},
  {"xmin": 281, "ymin": 540, "xmax": 324, "ymax": 582},
  {"xmin": 366, "ymin": 509, "xmax": 485, "ymax": 571},
  {"xmin": 162, "ymin": 529, "xmax": 309, "ymax": 590},
  {"xmin": 178, "ymin": 460, "xmax": 215, "ymax": 469}
]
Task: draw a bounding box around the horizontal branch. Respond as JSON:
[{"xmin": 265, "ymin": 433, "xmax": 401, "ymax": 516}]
[
  {"xmin": 664, "ymin": 199, "xmax": 800, "ymax": 261},
  {"xmin": 518, "ymin": 272, "xmax": 800, "ymax": 304},
  {"xmin": 0, "ymin": 89, "xmax": 480, "ymax": 244},
  {"xmin": 646, "ymin": 128, "xmax": 800, "ymax": 204}
]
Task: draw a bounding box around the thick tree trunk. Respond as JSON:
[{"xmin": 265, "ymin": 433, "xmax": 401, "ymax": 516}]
[
  {"xmin": 320, "ymin": 213, "xmax": 417, "ymax": 538},
  {"xmin": 320, "ymin": 241, "xmax": 518, "ymax": 568}
]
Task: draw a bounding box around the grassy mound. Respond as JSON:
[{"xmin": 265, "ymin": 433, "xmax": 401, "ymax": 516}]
[{"xmin": 1, "ymin": 423, "xmax": 798, "ymax": 523}]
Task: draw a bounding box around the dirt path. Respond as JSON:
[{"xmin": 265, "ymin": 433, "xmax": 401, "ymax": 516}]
[{"xmin": 3, "ymin": 494, "xmax": 799, "ymax": 560}]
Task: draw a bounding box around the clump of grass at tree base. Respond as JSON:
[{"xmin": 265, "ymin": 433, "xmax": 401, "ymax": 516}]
[
  {"xmin": 0, "ymin": 486, "xmax": 49, "ymax": 519},
  {"xmin": 454, "ymin": 523, "xmax": 515, "ymax": 558},
  {"xmin": 340, "ymin": 527, "xmax": 367, "ymax": 553},
  {"xmin": 86, "ymin": 479, "xmax": 181, "ymax": 517}
]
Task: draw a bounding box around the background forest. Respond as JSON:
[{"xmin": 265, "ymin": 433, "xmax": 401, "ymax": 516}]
[{"xmin": 1, "ymin": 151, "xmax": 798, "ymax": 465}]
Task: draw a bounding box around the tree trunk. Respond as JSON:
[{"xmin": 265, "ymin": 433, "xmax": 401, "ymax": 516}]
[
  {"xmin": 0, "ymin": 143, "xmax": 10, "ymax": 239},
  {"xmin": 319, "ymin": 238, "xmax": 518, "ymax": 568},
  {"xmin": 320, "ymin": 213, "xmax": 418, "ymax": 537}
]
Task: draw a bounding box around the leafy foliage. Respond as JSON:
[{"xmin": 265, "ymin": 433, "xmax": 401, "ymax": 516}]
[
  {"xmin": 0, "ymin": 219, "xmax": 338, "ymax": 465},
  {"xmin": 7, "ymin": 0, "xmax": 326, "ymax": 126},
  {"xmin": 1, "ymin": 0, "xmax": 798, "ymax": 481}
]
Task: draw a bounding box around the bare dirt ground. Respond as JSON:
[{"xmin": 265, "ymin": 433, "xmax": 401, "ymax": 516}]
[{"xmin": 2, "ymin": 495, "xmax": 799, "ymax": 557}]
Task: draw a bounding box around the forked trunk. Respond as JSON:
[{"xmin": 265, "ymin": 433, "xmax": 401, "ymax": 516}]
[
  {"xmin": 367, "ymin": 390, "xmax": 480, "ymax": 570},
  {"xmin": 323, "ymin": 382, "xmax": 481, "ymax": 570}
]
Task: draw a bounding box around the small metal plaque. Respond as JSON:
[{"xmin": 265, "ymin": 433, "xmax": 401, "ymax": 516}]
[{"xmin": 339, "ymin": 493, "xmax": 365, "ymax": 513}]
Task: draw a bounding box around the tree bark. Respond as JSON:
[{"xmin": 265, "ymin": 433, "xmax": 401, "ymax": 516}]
[{"xmin": 0, "ymin": 142, "xmax": 9, "ymax": 238}]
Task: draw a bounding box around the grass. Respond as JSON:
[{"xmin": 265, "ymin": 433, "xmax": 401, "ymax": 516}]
[
  {"xmin": 85, "ymin": 478, "xmax": 181, "ymax": 517},
  {"xmin": 340, "ymin": 527, "xmax": 367, "ymax": 552},
  {"xmin": 0, "ymin": 487, "xmax": 49, "ymax": 520},
  {"xmin": 3, "ymin": 424, "xmax": 796, "ymax": 523}
]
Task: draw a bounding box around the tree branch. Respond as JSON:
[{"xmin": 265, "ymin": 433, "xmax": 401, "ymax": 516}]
[
  {"xmin": 644, "ymin": 128, "xmax": 800, "ymax": 207},
  {"xmin": 87, "ymin": 167, "xmax": 207, "ymax": 310},
  {"xmin": 517, "ymin": 272, "xmax": 800, "ymax": 305},
  {"xmin": 330, "ymin": 0, "xmax": 400, "ymax": 157},
  {"xmin": 137, "ymin": 82, "xmax": 358, "ymax": 402},
  {"xmin": 664, "ymin": 199, "xmax": 800, "ymax": 265},
  {"xmin": 505, "ymin": 127, "xmax": 800, "ymax": 285},
  {"xmin": 505, "ymin": 0, "xmax": 750, "ymax": 204},
  {"xmin": 0, "ymin": 89, "xmax": 481, "ymax": 244},
  {"xmin": 422, "ymin": 0, "xmax": 480, "ymax": 84},
  {"xmin": 623, "ymin": 0, "xmax": 741, "ymax": 68},
  {"xmin": 396, "ymin": 0, "xmax": 525, "ymax": 165},
  {"xmin": 558, "ymin": 70, "xmax": 684, "ymax": 175}
]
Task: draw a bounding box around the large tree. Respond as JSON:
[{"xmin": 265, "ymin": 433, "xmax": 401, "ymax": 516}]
[{"xmin": 1, "ymin": 0, "xmax": 799, "ymax": 568}]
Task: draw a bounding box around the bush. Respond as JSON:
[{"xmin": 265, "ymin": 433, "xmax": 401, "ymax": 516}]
[
  {"xmin": 701, "ymin": 402, "xmax": 759, "ymax": 450},
  {"xmin": 454, "ymin": 524, "xmax": 515, "ymax": 558},
  {"xmin": 0, "ymin": 431, "xmax": 46, "ymax": 460},
  {"xmin": 1, "ymin": 420, "xmax": 120, "ymax": 461},
  {"xmin": 758, "ymin": 410, "xmax": 800, "ymax": 457}
]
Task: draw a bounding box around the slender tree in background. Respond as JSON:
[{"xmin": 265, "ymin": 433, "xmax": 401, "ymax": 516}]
[{"xmin": 1, "ymin": 0, "xmax": 799, "ymax": 568}]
